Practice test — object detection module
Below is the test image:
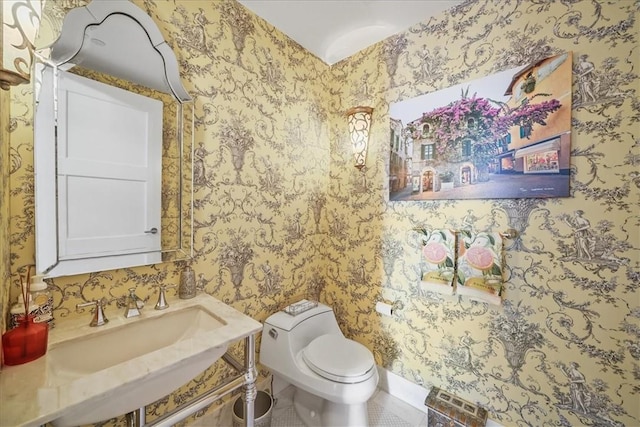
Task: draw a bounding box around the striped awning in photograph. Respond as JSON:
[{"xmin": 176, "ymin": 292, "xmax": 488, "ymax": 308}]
[{"xmin": 515, "ymin": 138, "xmax": 560, "ymax": 158}]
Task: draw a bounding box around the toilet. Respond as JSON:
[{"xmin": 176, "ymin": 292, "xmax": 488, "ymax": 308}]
[{"xmin": 260, "ymin": 302, "xmax": 379, "ymax": 427}]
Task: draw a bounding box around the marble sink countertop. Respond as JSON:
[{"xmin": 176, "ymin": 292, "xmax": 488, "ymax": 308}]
[{"xmin": 0, "ymin": 293, "xmax": 262, "ymax": 427}]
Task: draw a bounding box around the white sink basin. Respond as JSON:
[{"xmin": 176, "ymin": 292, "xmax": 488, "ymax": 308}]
[
  {"xmin": 48, "ymin": 305, "xmax": 225, "ymax": 377},
  {"xmin": 50, "ymin": 303, "xmax": 228, "ymax": 427},
  {"xmin": 0, "ymin": 293, "xmax": 263, "ymax": 427}
]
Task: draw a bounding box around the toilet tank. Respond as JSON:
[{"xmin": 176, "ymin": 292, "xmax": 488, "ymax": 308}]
[{"xmin": 261, "ymin": 303, "xmax": 343, "ymax": 367}]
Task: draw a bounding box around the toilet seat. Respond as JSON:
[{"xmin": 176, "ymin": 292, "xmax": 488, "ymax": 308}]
[{"xmin": 302, "ymin": 334, "xmax": 375, "ymax": 383}]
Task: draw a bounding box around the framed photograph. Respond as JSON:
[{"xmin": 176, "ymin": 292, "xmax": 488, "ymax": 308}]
[{"xmin": 389, "ymin": 52, "xmax": 572, "ymax": 201}]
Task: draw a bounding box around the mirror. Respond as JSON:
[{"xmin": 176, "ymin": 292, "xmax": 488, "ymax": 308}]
[{"xmin": 34, "ymin": 0, "xmax": 193, "ymax": 277}]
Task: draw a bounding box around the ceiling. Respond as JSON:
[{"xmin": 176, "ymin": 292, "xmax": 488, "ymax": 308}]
[{"xmin": 237, "ymin": 0, "xmax": 465, "ymax": 65}]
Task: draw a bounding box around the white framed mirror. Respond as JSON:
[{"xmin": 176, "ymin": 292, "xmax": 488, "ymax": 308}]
[{"xmin": 34, "ymin": 0, "xmax": 193, "ymax": 277}]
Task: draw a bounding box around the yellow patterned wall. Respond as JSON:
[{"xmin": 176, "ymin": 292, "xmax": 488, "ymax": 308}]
[
  {"xmin": 4, "ymin": 0, "xmax": 639, "ymax": 426},
  {"xmin": 1, "ymin": 86, "xmax": 10, "ymax": 355},
  {"xmin": 7, "ymin": 0, "xmax": 332, "ymax": 423},
  {"xmin": 326, "ymin": 1, "xmax": 639, "ymax": 426}
]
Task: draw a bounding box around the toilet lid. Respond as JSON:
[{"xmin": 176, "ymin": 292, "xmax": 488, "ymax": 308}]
[{"xmin": 302, "ymin": 334, "xmax": 374, "ymax": 383}]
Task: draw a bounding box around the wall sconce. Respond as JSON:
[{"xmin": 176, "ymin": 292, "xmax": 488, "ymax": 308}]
[
  {"xmin": 1, "ymin": 0, "xmax": 42, "ymax": 90},
  {"xmin": 346, "ymin": 106, "xmax": 373, "ymax": 170}
]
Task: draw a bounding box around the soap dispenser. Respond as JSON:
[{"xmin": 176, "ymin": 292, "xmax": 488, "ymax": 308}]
[
  {"xmin": 29, "ymin": 275, "xmax": 54, "ymax": 329},
  {"xmin": 179, "ymin": 266, "xmax": 196, "ymax": 299}
]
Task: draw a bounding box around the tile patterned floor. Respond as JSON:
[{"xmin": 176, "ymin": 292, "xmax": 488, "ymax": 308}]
[
  {"xmin": 191, "ymin": 386, "xmax": 427, "ymax": 426},
  {"xmin": 268, "ymin": 386, "xmax": 427, "ymax": 427}
]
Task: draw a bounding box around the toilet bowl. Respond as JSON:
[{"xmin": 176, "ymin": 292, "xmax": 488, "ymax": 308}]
[{"xmin": 260, "ymin": 302, "xmax": 379, "ymax": 427}]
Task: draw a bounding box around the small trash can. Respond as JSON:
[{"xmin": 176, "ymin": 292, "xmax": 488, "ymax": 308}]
[{"xmin": 232, "ymin": 390, "xmax": 273, "ymax": 427}]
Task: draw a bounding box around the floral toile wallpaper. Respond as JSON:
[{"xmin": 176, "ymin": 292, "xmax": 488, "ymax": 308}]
[
  {"xmin": 1, "ymin": 86, "xmax": 10, "ymax": 347},
  {"xmin": 2, "ymin": 0, "xmax": 638, "ymax": 426},
  {"xmin": 326, "ymin": 1, "xmax": 638, "ymax": 426}
]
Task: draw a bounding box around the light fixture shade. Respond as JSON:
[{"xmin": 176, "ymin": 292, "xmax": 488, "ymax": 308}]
[
  {"xmin": 346, "ymin": 106, "xmax": 373, "ymax": 170},
  {"xmin": 1, "ymin": 0, "xmax": 42, "ymax": 90}
]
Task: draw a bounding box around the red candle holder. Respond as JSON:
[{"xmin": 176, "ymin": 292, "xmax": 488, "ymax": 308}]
[{"xmin": 2, "ymin": 314, "xmax": 49, "ymax": 366}]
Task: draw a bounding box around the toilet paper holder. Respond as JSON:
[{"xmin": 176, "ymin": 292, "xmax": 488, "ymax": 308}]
[{"xmin": 375, "ymin": 300, "xmax": 404, "ymax": 316}]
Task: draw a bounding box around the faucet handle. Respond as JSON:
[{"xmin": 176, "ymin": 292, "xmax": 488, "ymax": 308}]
[
  {"xmin": 155, "ymin": 285, "xmax": 176, "ymax": 310},
  {"xmin": 124, "ymin": 288, "xmax": 144, "ymax": 318},
  {"xmin": 77, "ymin": 298, "xmax": 109, "ymax": 327},
  {"xmin": 128, "ymin": 288, "xmax": 144, "ymax": 309}
]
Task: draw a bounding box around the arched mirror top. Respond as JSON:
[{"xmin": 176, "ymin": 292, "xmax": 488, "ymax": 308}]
[{"xmin": 48, "ymin": 0, "xmax": 191, "ymax": 103}]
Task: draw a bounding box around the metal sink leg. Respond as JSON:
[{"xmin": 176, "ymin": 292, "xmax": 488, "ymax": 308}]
[{"xmin": 243, "ymin": 334, "xmax": 257, "ymax": 427}]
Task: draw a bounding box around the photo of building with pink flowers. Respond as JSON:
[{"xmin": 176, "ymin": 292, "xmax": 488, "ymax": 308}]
[{"xmin": 389, "ymin": 52, "xmax": 572, "ymax": 201}]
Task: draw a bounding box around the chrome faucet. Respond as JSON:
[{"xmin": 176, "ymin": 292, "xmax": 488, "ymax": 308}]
[
  {"xmin": 125, "ymin": 288, "xmax": 144, "ymax": 318},
  {"xmin": 155, "ymin": 284, "xmax": 176, "ymax": 310},
  {"xmin": 77, "ymin": 298, "xmax": 109, "ymax": 327}
]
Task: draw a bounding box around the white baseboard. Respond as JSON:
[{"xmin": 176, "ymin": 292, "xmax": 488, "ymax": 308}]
[
  {"xmin": 271, "ymin": 374, "xmax": 290, "ymax": 396},
  {"xmin": 376, "ymin": 366, "xmax": 503, "ymax": 427},
  {"xmin": 487, "ymin": 416, "xmax": 503, "ymax": 426},
  {"xmin": 376, "ymin": 366, "xmax": 430, "ymax": 413}
]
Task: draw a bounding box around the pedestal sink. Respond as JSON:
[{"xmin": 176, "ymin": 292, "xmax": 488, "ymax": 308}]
[
  {"xmin": 0, "ymin": 293, "xmax": 263, "ymax": 427},
  {"xmin": 48, "ymin": 305, "xmax": 225, "ymax": 378},
  {"xmin": 49, "ymin": 304, "xmax": 228, "ymax": 427}
]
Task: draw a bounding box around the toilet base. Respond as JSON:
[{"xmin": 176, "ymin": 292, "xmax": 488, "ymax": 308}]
[{"xmin": 293, "ymin": 387, "xmax": 369, "ymax": 427}]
